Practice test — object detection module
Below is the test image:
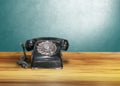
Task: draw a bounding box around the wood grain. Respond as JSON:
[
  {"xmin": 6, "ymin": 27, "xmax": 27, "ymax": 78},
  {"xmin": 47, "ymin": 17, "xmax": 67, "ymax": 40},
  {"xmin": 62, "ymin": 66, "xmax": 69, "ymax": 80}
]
[{"xmin": 0, "ymin": 52, "xmax": 120, "ymax": 86}]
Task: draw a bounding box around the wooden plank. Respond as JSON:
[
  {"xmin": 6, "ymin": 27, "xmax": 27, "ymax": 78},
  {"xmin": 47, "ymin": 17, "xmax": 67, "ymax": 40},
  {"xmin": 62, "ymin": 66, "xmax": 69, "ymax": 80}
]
[{"xmin": 0, "ymin": 52, "xmax": 120, "ymax": 85}]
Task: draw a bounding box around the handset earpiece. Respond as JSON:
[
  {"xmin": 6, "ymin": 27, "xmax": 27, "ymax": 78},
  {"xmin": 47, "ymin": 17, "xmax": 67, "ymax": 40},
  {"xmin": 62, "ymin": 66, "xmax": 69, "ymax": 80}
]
[
  {"xmin": 61, "ymin": 39, "xmax": 69, "ymax": 51},
  {"xmin": 25, "ymin": 39, "xmax": 36, "ymax": 51}
]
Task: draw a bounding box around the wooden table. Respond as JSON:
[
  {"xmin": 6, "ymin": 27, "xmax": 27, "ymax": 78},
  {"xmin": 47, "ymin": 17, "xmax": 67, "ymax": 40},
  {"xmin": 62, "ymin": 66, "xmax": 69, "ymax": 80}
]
[{"xmin": 0, "ymin": 52, "xmax": 120, "ymax": 86}]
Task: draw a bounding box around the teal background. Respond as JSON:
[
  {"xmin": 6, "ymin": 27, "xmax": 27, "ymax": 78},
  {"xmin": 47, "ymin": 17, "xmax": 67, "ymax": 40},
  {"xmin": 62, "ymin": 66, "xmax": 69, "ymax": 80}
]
[{"xmin": 0, "ymin": 0, "xmax": 120, "ymax": 51}]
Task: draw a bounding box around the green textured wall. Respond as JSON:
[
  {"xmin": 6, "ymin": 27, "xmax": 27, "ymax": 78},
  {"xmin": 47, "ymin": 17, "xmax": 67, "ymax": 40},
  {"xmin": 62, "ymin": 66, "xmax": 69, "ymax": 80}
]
[{"xmin": 0, "ymin": 0, "xmax": 120, "ymax": 51}]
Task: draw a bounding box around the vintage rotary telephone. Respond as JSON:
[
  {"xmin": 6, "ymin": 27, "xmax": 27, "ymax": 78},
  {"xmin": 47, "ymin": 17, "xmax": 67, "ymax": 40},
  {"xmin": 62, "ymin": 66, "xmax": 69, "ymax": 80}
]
[{"xmin": 17, "ymin": 37, "xmax": 69, "ymax": 69}]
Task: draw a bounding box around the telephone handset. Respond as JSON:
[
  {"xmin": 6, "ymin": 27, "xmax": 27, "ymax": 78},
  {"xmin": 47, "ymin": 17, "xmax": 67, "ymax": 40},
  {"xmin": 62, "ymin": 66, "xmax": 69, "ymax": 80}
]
[{"xmin": 17, "ymin": 37, "xmax": 69, "ymax": 69}]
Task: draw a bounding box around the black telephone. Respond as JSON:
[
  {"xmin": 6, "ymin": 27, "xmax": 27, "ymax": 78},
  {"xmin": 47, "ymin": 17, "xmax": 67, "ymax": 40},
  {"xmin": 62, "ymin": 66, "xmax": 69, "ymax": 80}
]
[{"xmin": 17, "ymin": 37, "xmax": 69, "ymax": 69}]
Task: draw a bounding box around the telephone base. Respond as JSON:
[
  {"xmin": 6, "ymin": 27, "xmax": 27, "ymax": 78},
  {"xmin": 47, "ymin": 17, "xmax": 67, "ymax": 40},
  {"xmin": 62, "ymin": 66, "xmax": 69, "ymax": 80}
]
[{"xmin": 31, "ymin": 60, "xmax": 63, "ymax": 69}]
